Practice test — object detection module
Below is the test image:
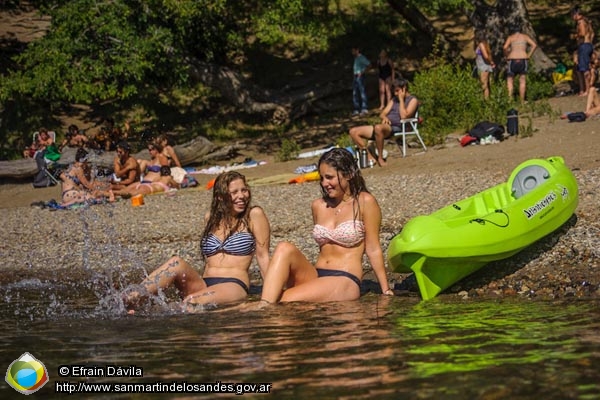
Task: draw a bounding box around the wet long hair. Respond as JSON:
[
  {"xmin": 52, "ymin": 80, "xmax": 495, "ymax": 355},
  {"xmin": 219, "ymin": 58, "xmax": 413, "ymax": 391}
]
[
  {"xmin": 318, "ymin": 148, "xmax": 369, "ymax": 219},
  {"xmin": 201, "ymin": 171, "xmax": 253, "ymax": 251}
]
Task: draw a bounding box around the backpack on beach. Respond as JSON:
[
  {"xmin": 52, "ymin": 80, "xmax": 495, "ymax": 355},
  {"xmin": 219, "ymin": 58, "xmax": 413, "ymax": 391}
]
[
  {"xmin": 567, "ymin": 112, "xmax": 586, "ymax": 122},
  {"xmin": 468, "ymin": 121, "xmax": 505, "ymax": 140}
]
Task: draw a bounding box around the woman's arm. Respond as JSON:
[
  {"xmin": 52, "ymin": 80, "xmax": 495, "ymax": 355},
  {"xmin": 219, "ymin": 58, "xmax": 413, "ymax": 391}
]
[
  {"xmin": 526, "ymin": 35, "xmax": 537, "ymax": 58},
  {"xmin": 158, "ymin": 153, "xmax": 169, "ymax": 167},
  {"xmin": 77, "ymin": 168, "xmax": 95, "ymax": 191},
  {"xmin": 250, "ymin": 206, "xmax": 271, "ymax": 280},
  {"xmin": 481, "ymin": 42, "xmax": 494, "ymax": 66},
  {"xmin": 167, "ymin": 146, "xmax": 182, "ymax": 168},
  {"xmin": 361, "ymin": 193, "xmax": 391, "ymax": 294}
]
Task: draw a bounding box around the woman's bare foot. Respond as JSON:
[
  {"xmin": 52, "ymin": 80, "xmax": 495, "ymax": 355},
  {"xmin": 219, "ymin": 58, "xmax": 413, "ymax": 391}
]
[
  {"xmin": 377, "ymin": 157, "xmax": 387, "ymax": 167},
  {"xmin": 122, "ymin": 285, "xmax": 151, "ymax": 311}
]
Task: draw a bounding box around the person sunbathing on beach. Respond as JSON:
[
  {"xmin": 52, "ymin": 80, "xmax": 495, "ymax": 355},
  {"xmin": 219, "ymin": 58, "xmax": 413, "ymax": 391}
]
[
  {"xmin": 259, "ymin": 148, "xmax": 393, "ymax": 304},
  {"xmin": 123, "ymin": 171, "xmax": 271, "ymax": 312},
  {"xmin": 115, "ymin": 166, "xmax": 179, "ymax": 198},
  {"xmin": 138, "ymin": 142, "xmax": 169, "ymax": 180},
  {"xmin": 155, "ymin": 134, "xmax": 182, "ymax": 168},
  {"xmin": 60, "ymin": 148, "xmax": 114, "ymax": 207}
]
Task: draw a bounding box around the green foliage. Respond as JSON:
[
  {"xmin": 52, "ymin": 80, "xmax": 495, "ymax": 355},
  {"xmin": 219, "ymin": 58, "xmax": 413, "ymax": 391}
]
[
  {"xmin": 251, "ymin": 0, "xmax": 346, "ymax": 54},
  {"xmin": 412, "ymin": 54, "xmax": 555, "ymax": 144},
  {"xmin": 277, "ymin": 138, "xmax": 301, "ymax": 161},
  {"xmin": 413, "ymin": 62, "xmax": 492, "ymax": 144},
  {"xmin": 524, "ymin": 69, "xmax": 555, "ymax": 101},
  {"xmin": 0, "ymin": 0, "xmax": 251, "ymax": 105},
  {"xmin": 335, "ymin": 134, "xmax": 354, "ymax": 149}
]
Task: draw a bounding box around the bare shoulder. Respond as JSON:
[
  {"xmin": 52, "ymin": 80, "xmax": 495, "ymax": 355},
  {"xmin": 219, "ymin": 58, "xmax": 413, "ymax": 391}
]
[
  {"xmin": 249, "ymin": 205, "xmax": 267, "ymax": 219},
  {"xmin": 311, "ymin": 197, "xmax": 325, "ymax": 211},
  {"xmin": 359, "ymin": 191, "xmax": 377, "ymax": 205}
]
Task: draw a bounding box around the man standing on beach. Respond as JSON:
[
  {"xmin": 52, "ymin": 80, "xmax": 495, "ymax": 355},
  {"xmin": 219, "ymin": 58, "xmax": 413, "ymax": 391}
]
[
  {"xmin": 351, "ymin": 46, "xmax": 371, "ymax": 116},
  {"xmin": 571, "ymin": 6, "xmax": 595, "ymax": 96}
]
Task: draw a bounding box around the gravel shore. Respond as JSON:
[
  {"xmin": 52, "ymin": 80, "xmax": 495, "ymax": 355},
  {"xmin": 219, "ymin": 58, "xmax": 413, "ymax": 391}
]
[
  {"xmin": 2, "ymin": 163, "xmax": 598, "ymax": 301},
  {"xmin": 2, "ymin": 96, "xmax": 600, "ymax": 301}
]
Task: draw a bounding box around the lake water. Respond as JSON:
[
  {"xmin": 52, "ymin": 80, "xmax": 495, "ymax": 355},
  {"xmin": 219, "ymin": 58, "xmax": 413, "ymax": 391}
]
[{"xmin": 2, "ymin": 278, "xmax": 599, "ymax": 399}]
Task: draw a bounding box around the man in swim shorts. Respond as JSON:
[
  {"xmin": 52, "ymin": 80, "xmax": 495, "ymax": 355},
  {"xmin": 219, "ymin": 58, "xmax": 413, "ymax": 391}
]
[{"xmin": 571, "ymin": 6, "xmax": 595, "ymax": 96}]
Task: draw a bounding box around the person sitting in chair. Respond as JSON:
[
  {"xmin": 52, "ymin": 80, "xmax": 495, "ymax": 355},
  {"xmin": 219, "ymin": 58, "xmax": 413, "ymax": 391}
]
[
  {"xmin": 24, "ymin": 128, "xmax": 54, "ymax": 159},
  {"xmin": 349, "ymin": 79, "xmax": 418, "ymax": 167}
]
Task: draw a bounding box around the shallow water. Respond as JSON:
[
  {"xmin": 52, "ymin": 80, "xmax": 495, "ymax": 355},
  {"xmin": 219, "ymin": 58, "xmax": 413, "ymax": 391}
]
[{"xmin": 2, "ymin": 280, "xmax": 599, "ymax": 399}]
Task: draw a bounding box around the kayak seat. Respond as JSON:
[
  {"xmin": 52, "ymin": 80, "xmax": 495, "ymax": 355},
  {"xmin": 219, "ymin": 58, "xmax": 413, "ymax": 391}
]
[{"xmin": 511, "ymin": 165, "xmax": 550, "ymax": 199}]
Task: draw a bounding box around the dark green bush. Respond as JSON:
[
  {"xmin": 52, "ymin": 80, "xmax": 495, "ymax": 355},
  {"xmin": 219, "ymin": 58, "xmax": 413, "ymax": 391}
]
[{"xmin": 412, "ymin": 59, "xmax": 553, "ymax": 145}]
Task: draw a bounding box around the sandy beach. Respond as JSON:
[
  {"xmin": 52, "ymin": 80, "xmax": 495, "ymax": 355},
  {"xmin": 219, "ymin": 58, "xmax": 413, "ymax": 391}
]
[{"xmin": 1, "ymin": 95, "xmax": 599, "ymax": 300}]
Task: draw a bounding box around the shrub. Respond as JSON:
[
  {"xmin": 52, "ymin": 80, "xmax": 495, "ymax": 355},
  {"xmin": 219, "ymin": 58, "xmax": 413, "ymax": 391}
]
[
  {"xmin": 412, "ymin": 59, "xmax": 554, "ymax": 145},
  {"xmin": 277, "ymin": 138, "xmax": 301, "ymax": 161}
]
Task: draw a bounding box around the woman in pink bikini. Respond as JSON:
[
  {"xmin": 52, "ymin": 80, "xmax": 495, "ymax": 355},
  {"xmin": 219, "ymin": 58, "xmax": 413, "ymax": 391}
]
[{"xmin": 260, "ymin": 147, "xmax": 393, "ymax": 303}]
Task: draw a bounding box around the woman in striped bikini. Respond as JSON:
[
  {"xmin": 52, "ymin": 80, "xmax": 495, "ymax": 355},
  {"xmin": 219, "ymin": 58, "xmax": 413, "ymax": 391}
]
[
  {"xmin": 260, "ymin": 148, "xmax": 393, "ymax": 303},
  {"xmin": 123, "ymin": 171, "xmax": 271, "ymax": 311}
]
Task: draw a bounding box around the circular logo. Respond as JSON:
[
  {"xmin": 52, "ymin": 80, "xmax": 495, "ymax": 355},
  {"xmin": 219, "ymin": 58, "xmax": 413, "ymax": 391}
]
[{"xmin": 5, "ymin": 352, "xmax": 49, "ymax": 395}]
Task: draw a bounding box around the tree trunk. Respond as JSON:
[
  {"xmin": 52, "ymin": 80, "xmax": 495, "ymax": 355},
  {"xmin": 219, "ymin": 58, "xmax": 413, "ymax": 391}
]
[
  {"xmin": 469, "ymin": 0, "xmax": 556, "ymax": 72},
  {"xmin": 188, "ymin": 60, "xmax": 348, "ymax": 125},
  {"xmin": 386, "ymin": 0, "xmax": 464, "ymax": 62}
]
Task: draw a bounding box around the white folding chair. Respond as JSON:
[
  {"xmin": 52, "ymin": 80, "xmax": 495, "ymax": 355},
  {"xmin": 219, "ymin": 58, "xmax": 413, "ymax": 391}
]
[
  {"xmin": 392, "ymin": 110, "xmax": 427, "ymax": 157},
  {"xmin": 32, "ymin": 131, "xmax": 61, "ymax": 186}
]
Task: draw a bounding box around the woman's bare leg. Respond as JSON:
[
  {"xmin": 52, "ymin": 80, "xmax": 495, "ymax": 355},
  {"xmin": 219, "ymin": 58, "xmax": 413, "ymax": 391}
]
[
  {"xmin": 139, "ymin": 256, "xmax": 206, "ymax": 298},
  {"xmin": 519, "ymin": 75, "xmax": 527, "ymax": 102},
  {"xmin": 378, "ymin": 79, "xmax": 386, "ymax": 109},
  {"xmin": 480, "ymin": 71, "xmax": 490, "ymax": 99},
  {"xmin": 261, "ymin": 242, "xmax": 318, "ymax": 303},
  {"xmin": 373, "ymin": 124, "xmax": 392, "ymax": 167},
  {"xmin": 349, "ymin": 125, "xmax": 375, "ymax": 150},
  {"xmin": 507, "ymin": 76, "xmax": 514, "ymax": 99}
]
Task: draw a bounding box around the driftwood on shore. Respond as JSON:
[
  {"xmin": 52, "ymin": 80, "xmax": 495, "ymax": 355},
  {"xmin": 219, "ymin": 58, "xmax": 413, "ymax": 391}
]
[{"xmin": 0, "ymin": 136, "xmax": 243, "ymax": 181}]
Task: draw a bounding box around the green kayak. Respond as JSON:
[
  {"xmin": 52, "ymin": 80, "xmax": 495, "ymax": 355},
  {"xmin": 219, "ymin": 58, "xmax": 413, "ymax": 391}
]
[{"xmin": 387, "ymin": 156, "xmax": 578, "ymax": 300}]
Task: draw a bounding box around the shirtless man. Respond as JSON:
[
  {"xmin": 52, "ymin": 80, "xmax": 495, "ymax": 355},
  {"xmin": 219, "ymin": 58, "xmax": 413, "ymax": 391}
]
[
  {"xmin": 503, "ymin": 27, "xmax": 537, "ymax": 102},
  {"xmin": 571, "ymin": 6, "xmax": 595, "ymax": 96},
  {"xmin": 111, "ymin": 141, "xmax": 140, "ymax": 190}
]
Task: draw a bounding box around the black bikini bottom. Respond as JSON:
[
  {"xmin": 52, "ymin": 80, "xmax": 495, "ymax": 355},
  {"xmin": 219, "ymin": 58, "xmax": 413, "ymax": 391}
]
[
  {"xmin": 204, "ymin": 277, "xmax": 249, "ymax": 293},
  {"xmin": 316, "ymin": 268, "xmax": 361, "ymax": 289}
]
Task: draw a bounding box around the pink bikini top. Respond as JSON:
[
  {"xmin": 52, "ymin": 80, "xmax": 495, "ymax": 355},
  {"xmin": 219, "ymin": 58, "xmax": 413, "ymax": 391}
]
[{"xmin": 313, "ymin": 220, "xmax": 365, "ymax": 248}]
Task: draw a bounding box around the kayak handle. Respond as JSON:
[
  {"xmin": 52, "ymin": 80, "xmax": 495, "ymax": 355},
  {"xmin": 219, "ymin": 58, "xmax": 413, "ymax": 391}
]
[{"xmin": 469, "ymin": 209, "xmax": 509, "ymax": 227}]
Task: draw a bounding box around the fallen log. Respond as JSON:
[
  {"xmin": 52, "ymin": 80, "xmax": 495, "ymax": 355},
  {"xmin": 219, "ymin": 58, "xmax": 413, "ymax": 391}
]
[{"xmin": 0, "ymin": 136, "xmax": 240, "ymax": 181}]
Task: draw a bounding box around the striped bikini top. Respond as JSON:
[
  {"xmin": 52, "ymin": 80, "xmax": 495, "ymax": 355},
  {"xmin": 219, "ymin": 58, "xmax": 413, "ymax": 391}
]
[
  {"xmin": 201, "ymin": 231, "xmax": 256, "ymax": 257},
  {"xmin": 313, "ymin": 220, "xmax": 365, "ymax": 248}
]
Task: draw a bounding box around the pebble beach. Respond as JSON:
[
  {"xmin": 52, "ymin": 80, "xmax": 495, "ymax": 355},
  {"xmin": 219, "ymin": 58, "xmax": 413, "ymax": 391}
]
[
  {"xmin": 1, "ymin": 96, "xmax": 600, "ymax": 301},
  {"xmin": 1, "ymin": 157, "xmax": 599, "ymax": 302}
]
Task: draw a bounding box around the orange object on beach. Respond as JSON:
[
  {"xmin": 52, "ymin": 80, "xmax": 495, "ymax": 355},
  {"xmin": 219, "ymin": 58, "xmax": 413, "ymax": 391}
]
[
  {"xmin": 131, "ymin": 194, "xmax": 144, "ymax": 207},
  {"xmin": 206, "ymin": 178, "xmax": 216, "ymax": 190},
  {"xmin": 289, "ymin": 171, "xmax": 320, "ymax": 184}
]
